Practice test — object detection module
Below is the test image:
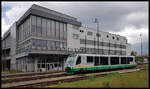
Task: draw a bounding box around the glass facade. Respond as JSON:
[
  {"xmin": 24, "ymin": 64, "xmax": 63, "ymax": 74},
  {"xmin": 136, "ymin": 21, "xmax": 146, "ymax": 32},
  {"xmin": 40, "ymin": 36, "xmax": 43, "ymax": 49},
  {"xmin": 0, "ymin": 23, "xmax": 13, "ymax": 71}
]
[
  {"xmin": 32, "ymin": 39, "xmax": 67, "ymax": 48},
  {"xmin": 17, "ymin": 15, "xmax": 68, "ymax": 53},
  {"xmin": 42, "ymin": 18, "xmax": 47, "ymax": 37},
  {"xmin": 37, "ymin": 17, "xmax": 42, "ymax": 37}
]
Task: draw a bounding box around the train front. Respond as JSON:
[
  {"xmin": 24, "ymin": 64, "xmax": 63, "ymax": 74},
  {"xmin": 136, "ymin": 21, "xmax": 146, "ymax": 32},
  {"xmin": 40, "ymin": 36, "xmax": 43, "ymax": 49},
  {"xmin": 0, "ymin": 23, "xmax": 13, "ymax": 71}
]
[{"xmin": 65, "ymin": 54, "xmax": 77, "ymax": 74}]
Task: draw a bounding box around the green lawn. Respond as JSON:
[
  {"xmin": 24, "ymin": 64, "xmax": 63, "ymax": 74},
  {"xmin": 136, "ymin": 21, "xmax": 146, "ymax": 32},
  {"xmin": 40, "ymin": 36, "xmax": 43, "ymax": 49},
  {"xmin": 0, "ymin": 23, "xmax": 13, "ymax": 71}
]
[{"xmin": 48, "ymin": 69, "xmax": 149, "ymax": 88}]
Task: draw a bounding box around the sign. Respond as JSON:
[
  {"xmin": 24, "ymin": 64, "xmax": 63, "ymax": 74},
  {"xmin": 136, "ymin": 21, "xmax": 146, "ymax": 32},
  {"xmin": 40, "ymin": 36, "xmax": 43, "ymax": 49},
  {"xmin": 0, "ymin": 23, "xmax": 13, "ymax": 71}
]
[{"xmin": 25, "ymin": 50, "xmax": 30, "ymax": 55}]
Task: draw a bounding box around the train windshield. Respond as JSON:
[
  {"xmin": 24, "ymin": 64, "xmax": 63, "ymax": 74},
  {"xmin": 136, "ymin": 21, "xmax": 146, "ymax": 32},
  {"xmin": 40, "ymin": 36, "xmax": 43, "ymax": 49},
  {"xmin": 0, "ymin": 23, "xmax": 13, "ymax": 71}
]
[{"xmin": 66, "ymin": 54, "xmax": 76, "ymax": 66}]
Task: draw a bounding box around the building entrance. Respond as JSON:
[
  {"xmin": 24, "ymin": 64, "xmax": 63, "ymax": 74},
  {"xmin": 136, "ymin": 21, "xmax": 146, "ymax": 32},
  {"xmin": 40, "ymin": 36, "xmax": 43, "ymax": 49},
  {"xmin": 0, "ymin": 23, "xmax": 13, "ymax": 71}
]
[{"xmin": 37, "ymin": 58, "xmax": 62, "ymax": 72}]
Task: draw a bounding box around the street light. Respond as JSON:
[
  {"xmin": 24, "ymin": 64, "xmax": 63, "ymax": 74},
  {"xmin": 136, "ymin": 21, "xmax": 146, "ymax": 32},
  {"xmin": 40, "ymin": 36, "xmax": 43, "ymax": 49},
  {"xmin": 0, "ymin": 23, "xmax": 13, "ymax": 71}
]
[
  {"xmin": 140, "ymin": 34, "xmax": 143, "ymax": 56},
  {"xmin": 94, "ymin": 18, "xmax": 99, "ymax": 54}
]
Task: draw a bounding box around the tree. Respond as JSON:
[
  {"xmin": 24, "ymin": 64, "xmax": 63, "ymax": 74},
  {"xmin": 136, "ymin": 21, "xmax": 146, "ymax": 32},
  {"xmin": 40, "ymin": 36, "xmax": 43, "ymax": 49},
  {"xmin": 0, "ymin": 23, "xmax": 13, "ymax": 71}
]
[{"xmin": 131, "ymin": 51, "xmax": 137, "ymax": 56}]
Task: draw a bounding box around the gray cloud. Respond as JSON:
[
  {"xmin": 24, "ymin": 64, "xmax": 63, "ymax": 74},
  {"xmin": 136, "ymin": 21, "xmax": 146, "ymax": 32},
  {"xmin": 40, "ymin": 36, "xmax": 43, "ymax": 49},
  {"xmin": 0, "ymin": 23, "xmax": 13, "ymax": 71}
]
[{"xmin": 40, "ymin": 2, "xmax": 148, "ymax": 32}]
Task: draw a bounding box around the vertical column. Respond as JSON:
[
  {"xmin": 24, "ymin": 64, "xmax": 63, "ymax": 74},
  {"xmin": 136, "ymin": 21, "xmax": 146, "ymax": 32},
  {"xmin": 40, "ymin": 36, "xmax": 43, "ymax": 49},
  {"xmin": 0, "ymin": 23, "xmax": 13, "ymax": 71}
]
[
  {"xmin": 34, "ymin": 57, "xmax": 38, "ymax": 72},
  {"xmin": 108, "ymin": 57, "xmax": 111, "ymax": 66},
  {"xmin": 119, "ymin": 57, "xmax": 121, "ymax": 65},
  {"xmin": 62, "ymin": 57, "xmax": 66, "ymax": 71}
]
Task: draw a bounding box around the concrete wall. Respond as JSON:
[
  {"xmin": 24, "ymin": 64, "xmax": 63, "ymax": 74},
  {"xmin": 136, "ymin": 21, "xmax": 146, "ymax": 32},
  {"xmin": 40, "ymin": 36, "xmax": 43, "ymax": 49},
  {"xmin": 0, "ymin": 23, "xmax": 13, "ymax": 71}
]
[
  {"xmin": 126, "ymin": 43, "xmax": 131, "ymax": 56},
  {"xmin": 10, "ymin": 22, "xmax": 17, "ymax": 70},
  {"xmin": 79, "ymin": 27, "xmax": 130, "ymax": 55},
  {"xmin": 67, "ymin": 24, "xmax": 80, "ymax": 49}
]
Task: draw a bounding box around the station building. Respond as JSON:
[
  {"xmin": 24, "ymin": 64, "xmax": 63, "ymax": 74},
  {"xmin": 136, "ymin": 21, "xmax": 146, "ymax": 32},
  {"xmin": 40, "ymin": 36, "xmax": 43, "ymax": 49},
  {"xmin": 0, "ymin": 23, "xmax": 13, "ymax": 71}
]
[{"xmin": 1, "ymin": 4, "xmax": 131, "ymax": 72}]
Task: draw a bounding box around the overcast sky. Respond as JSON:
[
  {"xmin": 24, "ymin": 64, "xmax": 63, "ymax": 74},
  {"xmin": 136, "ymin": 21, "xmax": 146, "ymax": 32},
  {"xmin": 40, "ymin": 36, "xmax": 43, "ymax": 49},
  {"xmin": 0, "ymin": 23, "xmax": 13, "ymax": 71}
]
[{"xmin": 1, "ymin": 1, "xmax": 149, "ymax": 55}]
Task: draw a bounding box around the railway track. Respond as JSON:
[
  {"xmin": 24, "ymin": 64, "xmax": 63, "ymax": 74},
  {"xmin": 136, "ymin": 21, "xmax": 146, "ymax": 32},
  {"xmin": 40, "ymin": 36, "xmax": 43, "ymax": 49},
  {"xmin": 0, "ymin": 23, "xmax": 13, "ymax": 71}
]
[
  {"xmin": 2, "ymin": 64, "xmax": 148, "ymax": 88},
  {"xmin": 2, "ymin": 70, "xmax": 64, "ymax": 78}
]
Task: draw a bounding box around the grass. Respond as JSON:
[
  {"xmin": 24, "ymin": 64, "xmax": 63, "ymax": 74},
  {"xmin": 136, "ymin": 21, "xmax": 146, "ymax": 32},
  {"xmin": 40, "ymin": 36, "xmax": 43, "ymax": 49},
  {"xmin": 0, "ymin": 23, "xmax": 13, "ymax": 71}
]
[{"xmin": 48, "ymin": 69, "xmax": 149, "ymax": 88}]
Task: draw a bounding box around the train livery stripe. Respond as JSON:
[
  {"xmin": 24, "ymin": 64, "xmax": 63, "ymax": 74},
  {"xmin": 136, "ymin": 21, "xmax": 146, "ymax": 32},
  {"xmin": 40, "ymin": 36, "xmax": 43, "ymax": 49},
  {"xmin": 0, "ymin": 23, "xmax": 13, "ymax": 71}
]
[
  {"xmin": 66, "ymin": 64, "xmax": 137, "ymax": 74},
  {"xmin": 74, "ymin": 65, "xmax": 94, "ymax": 68}
]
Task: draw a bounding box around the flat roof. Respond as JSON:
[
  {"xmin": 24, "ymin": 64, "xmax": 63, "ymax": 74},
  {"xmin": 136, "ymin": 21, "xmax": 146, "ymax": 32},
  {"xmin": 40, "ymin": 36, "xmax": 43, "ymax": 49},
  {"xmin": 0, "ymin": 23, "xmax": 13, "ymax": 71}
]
[{"xmin": 17, "ymin": 4, "xmax": 81, "ymax": 27}]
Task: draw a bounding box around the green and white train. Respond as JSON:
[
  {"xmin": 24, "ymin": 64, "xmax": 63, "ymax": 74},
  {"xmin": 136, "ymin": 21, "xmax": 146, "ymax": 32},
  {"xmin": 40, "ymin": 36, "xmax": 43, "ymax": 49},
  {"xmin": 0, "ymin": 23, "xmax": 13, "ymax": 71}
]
[{"xmin": 65, "ymin": 54, "xmax": 136, "ymax": 74}]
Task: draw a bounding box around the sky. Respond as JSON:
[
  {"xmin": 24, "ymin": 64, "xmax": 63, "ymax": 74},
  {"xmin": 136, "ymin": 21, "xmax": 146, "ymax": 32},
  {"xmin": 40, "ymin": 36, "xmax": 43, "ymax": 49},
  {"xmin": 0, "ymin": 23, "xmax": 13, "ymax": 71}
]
[{"xmin": 1, "ymin": 1, "xmax": 149, "ymax": 55}]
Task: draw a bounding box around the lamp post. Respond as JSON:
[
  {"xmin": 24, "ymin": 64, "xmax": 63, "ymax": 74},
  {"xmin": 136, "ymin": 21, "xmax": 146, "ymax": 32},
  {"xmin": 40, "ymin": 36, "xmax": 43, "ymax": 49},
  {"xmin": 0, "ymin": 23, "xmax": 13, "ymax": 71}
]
[
  {"xmin": 140, "ymin": 34, "xmax": 143, "ymax": 56},
  {"xmin": 94, "ymin": 18, "xmax": 99, "ymax": 54},
  {"xmin": 85, "ymin": 35, "xmax": 87, "ymax": 53}
]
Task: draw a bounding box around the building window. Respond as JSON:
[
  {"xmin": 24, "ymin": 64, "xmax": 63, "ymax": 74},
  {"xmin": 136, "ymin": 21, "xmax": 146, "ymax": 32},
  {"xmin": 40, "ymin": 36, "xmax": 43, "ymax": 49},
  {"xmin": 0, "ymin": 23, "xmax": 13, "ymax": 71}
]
[
  {"xmin": 60, "ymin": 23, "xmax": 64, "ymax": 40},
  {"xmin": 37, "ymin": 17, "xmax": 42, "ymax": 37},
  {"xmin": 107, "ymin": 35, "xmax": 109, "ymax": 38},
  {"xmin": 55, "ymin": 21, "xmax": 60, "ymax": 40},
  {"xmin": 41, "ymin": 40, "xmax": 47, "ymax": 47},
  {"xmin": 80, "ymin": 30, "xmax": 84, "ymax": 32},
  {"xmin": 87, "ymin": 31, "xmax": 93, "ymax": 36},
  {"xmin": 51, "ymin": 20, "xmax": 55, "ymax": 39},
  {"xmin": 47, "ymin": 41, "xmax": 52, "ymax": 47},
  {"xmin": 56, "ymin": 41, "xmax": 60, "ymax": 48},
  {"xmin": 113, "ymin": 36, "xmax": 115, "ymax": 39},
  {"xmin": 51, "ymin": 41, "xmax": 55, "ymax": 47},
  {"xmin": 117, "ymin": 37, "xmax": 119, "ymax": 40},
  {"xmin": 47, "ymin": 19, "xmax": 51, "ymax": 38},
  {"xmin": 72, "ymin": 34, "xmax": 79, "ymax": 39},
  {"xmin": 63, "ymin": 24, "xmax": 67, "ymax": 40},
  {"xmin": 31, "ymin": 15, "xmax": 36, "ymax": 36},
  {"xmin": 42, "ymin": 18, "xmax": 47, "ymax": 37},
  {"xmin": 60, "ymin": 42, "xmax": 64, "ymax": 48}
]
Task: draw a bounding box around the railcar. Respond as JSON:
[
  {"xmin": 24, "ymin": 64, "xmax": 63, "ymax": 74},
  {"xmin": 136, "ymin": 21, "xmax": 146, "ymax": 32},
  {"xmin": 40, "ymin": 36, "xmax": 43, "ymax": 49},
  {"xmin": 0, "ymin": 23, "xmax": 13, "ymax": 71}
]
[{"xmin": 65, "ymin": 54, "xmax": 136, "ymax": 74}]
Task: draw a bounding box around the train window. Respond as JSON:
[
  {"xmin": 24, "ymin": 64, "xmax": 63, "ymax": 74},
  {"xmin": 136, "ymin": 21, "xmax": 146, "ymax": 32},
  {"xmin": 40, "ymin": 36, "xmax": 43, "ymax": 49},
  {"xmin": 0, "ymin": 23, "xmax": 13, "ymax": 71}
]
[
  {"xmin": 100, "ymin": 57, "xmax": 108, "ymax": 65},
  {"xmin": 127, "ymin": 57, "xmax": 133, "ymax": 62},
  {"xmin": 110, "ymin": 57, "xmax": 119, "ymax": 65},
  {"xmin": 87, "ymin": 56, "xmax": 93, "ymax": 63},
  {"xmin": 76, "ymin": 56, "xmax": 81, "ymax": 65},
  {"xmin": 126, "ymin": 57, "xmax": 130, "ymax": 64},
  {"xmin": 94, "ymin": 57, "xmax": 99, "ymax": 66},
  {"xmin": 121, "ymin": 57, "xmax": 126, "ymax": 64}
]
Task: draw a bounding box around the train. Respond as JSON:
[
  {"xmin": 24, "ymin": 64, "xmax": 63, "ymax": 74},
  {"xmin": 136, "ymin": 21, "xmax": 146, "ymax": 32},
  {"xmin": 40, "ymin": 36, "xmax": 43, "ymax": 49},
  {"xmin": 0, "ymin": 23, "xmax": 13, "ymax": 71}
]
[{"xmin": 65, "ymin": 54, "xmax": 136, "ymax": 74}]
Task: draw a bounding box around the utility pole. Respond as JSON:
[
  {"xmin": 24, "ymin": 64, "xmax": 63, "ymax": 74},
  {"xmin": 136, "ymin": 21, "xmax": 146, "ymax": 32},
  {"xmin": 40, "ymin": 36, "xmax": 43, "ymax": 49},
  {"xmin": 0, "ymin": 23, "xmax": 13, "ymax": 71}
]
[
  {"xmin": 85, "ymin": 35, "xmax": 87, "ymax": 53},
  {"xmin": 94, "ymin": 37, "xmax": 95, "ymax": 53},
  {"xmin": 102, "ymin": 38, "xmax": 103, "ymax": 55},
  {"xmin": 109, "ymin": 40, "xmax": 110, "ymax": 55},
  {"xmin": 140, "ymin": 34, "xmax": 143, "ymax": 56},
  {"xmin": 94, "ymin": 18, "xmax": 99, "ymax": 54},
  {"xmin": 120, "ymin": 42, "xmax": 122, "ymax": 56}
]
